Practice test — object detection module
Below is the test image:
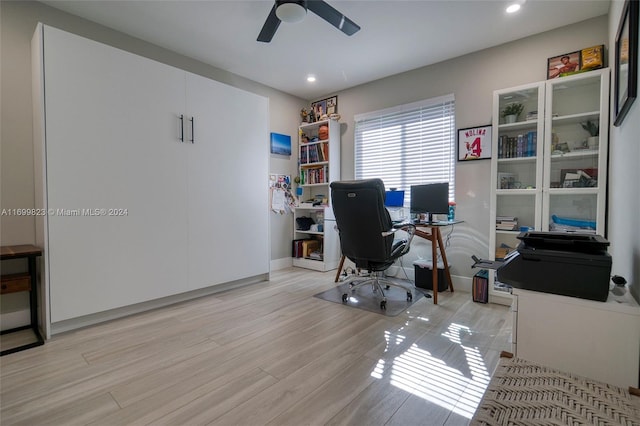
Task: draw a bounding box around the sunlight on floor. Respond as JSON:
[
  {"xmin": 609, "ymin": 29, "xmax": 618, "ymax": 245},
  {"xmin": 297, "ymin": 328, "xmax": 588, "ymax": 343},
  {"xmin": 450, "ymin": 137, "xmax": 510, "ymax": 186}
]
[{"xmin": 371, "ymin": 323, "xmax": 491, "ymax": 419}]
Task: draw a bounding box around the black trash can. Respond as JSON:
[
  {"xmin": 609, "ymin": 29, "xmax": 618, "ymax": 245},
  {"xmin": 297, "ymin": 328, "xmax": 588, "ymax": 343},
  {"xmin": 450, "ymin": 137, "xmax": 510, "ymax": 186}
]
[{"xmin": 414, "ymin": 260, "xmax": 449, "ymax": 292}]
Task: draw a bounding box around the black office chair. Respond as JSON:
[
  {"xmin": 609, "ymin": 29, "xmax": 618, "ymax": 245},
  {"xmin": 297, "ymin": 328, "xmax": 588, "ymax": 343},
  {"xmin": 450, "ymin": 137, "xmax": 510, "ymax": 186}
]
[{"xmin": 330, "ymin": 178, "xmax": 417, "ymax": 310}]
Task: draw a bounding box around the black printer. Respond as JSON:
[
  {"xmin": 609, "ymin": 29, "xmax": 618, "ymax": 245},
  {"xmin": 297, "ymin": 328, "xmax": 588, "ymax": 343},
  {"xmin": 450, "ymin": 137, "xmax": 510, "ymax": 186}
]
[{"xmin": 475, "ymin": 231, "xmax": 612, "ymax": 302}]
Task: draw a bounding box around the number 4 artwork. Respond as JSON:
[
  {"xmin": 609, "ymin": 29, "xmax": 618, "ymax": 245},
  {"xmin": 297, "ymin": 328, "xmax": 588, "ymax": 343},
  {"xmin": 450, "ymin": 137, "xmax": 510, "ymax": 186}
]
[{"xmin": 458, "ymin": 125, "xmax": 492, "ymax": 161}]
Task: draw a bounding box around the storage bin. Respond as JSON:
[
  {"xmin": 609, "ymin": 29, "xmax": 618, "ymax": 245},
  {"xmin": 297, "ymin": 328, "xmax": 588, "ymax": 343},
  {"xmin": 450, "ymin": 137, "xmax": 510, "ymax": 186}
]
[{"xmin": 414, "ymin": 260, "xmax": 449, "ymax": 292}]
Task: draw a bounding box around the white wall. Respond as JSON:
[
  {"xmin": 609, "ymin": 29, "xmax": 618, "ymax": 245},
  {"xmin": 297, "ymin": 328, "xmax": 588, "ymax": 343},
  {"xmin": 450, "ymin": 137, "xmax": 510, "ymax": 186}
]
[
  {"xmin": 607, "ymin": 1, "xmax": 640, "ymax": 302},
  {"xmin": 329, "ymin": 16, "xmax": 611, "ymax": 287}
]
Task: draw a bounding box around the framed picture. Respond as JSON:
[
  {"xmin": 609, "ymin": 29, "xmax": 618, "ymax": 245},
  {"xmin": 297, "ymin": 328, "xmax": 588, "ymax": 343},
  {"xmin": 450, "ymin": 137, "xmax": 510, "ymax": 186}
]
[
  {"xmin": 270, "ymin": 132, "xmax": 291, "ymax": 156},
  {"xmin": 614, "ymin": 0, "xmax": 638, "ymax": 126},
  {"xmin": 547, "ymin": 50, "xmax": 581, "ymax": 79},
  {"xmin": 458, "ymin": 125, "xmax": 492, "ymax": 161},
  {"xmin": 581, "ymin": 45, "xmax": 605, "ymax": 71},
  {"xmin": 311, "ymin": 96, "xmax": 337, "ymax": 120}
]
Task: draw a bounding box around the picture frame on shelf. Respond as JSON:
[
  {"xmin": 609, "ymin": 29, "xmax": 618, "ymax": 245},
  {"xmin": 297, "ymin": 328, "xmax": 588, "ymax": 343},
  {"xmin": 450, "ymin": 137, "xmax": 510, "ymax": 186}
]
[
  {"xmin": 311, "ymin": 96, "xmax": 338, "ymax": 121},
  {"xmin": 614, "ymin": 0, "xmax": 638, "ymax": 126},
  {"xmin": 497, "ymin": 172, "xmax": 516, "ymax": 189},
  {"xmin": 458, "ymin": 124, "xmax": 492, "ymax": 161},
  {"xmin": 547, "ymin": 50, "xmax": 581, "ymax": 79},
  {"xmin": 325, "ymin": 96, "xmax": 338, "ymax": 114},
  {"xmin": 270, "ymin": 132, "xmax": 291, "ymax": 156}
]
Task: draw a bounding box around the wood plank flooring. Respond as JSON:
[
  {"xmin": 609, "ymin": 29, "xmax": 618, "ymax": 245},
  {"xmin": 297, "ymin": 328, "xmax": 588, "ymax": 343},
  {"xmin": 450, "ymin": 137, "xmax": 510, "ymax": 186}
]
[{"xmin": 0, "ymin": 268, "xmax": 512, "ymax": 425}]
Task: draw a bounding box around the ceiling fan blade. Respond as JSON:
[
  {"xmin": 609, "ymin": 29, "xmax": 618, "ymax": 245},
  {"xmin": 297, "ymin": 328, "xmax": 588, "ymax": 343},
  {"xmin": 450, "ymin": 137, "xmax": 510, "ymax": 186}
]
[
  {"xmin": 257, "ymin": 4, "xmax": 282, "ymax": 42},
  {"xmin": 307, "ymin": 0, "xmax": 360, "ymax": 36}
]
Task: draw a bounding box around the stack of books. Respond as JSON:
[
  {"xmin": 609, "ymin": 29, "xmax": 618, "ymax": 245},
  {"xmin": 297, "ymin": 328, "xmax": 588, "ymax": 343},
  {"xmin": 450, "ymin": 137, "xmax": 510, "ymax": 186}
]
[
  {"xmin": 472, "ymin": 269, "xmax": 489, "ymax": 303},
  {"xmin": 496, "ymin": 216, "xmax": 518, "ymax": 231},
  {"xmin": 497, "ymin": 132, "xmax": 537, "ymax": 159},
  {"xmin": 308, "ymin": 250, "xmax": 323, "ymax": 260}
]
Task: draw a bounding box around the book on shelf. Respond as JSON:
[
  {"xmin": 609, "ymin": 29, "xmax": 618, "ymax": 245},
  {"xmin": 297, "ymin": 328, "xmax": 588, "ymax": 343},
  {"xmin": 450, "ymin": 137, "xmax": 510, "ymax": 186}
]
[
  {"xmin": 301, "ymin": 165, "xmax": 328, "ymax": 185},
  {"xmin": 496, "ymin": 216, "xmax": 518, "ymax": 231},
  {"xmin": 497, "ymin": 131, "xmax": 536, "ymax": 159},
  {"xmin": 292, "ymin": 239, "xmax": 308, "ymax": 258},
  {"xmin": 302, "ymin": 142, "xmax": 329, "ymax": 164}
]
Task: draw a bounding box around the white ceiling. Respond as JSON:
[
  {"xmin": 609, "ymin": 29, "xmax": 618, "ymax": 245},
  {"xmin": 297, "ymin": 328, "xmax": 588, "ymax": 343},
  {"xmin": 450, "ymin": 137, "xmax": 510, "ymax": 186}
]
[{"xmin": 41, "ymin": 0, "xmax": 611, "ymax": 100}]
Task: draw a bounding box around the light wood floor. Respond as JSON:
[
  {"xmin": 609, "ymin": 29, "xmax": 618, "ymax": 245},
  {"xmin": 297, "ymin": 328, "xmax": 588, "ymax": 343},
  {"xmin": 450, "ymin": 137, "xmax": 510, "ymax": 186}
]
[{"xmin": 0, "ymin": 268, "xmax": 511, "ymax": 426}]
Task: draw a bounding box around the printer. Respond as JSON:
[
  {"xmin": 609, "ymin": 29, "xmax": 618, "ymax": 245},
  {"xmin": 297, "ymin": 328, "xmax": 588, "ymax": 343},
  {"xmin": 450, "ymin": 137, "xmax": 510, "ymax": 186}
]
[{"xmin": 475, "ymin": 231, "xmax": 612, "ymax": 302}]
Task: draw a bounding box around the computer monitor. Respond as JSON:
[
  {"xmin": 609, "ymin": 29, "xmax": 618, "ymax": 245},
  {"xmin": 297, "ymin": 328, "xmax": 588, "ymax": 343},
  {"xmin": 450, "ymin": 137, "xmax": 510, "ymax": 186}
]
[
  {"xmin": 384, "ymin": 190, "xmax": 405, "ymax": 207},
  {"xmin": 410, "ymin": 182, "xmax": 449, "ymax": 223}
]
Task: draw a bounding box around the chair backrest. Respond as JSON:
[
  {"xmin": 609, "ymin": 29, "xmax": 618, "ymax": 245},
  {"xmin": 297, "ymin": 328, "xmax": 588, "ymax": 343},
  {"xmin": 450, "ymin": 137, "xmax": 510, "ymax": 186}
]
[{"xmin": 330, "ymin": 179, "xmax": 394, "ymax": 267}]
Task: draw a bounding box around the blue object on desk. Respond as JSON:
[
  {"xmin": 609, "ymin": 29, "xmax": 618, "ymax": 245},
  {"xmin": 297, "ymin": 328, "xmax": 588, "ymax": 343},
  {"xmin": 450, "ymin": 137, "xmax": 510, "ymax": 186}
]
[{"xmin": 384, "ymin": 190, "xmax": 405, "ymax": 207}]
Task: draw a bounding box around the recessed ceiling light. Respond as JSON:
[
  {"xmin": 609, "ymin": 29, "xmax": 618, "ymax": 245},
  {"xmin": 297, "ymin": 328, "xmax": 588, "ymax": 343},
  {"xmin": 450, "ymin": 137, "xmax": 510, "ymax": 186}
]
[
  {"xmin": 506, "ymin": 3, "xmax": 521, "ymax": 13},
  {"xmin": 307, "ymin": 75, "xmax": 316, "ymax": 82}
]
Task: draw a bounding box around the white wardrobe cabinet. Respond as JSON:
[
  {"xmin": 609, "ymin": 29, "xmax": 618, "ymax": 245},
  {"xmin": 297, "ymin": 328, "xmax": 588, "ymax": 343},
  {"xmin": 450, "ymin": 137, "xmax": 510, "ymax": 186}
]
[{"xmin": 32, "ymin": 24, "xmax": 269, "ymax": 335}]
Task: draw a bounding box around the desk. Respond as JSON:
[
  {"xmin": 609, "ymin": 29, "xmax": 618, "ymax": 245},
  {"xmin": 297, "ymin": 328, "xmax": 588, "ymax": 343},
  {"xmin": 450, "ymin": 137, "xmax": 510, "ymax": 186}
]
[
  {"xmin": 1, "ymin": 245, "xmax": 44, "ymax": 356},
  {"xmin": 334, "ymin": 221, "xmax": 459, "ymax": 305},
  {"xmin": 414, "ymin": 222, "xmax": 457, "ymax": 304}
]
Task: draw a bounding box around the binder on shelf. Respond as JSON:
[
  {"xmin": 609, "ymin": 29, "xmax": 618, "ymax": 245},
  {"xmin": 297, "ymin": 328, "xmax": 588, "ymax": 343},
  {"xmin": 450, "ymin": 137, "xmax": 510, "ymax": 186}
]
[
  {"xmin": 292, "ymin": 239, "xmax": 308, "ymax": 258},
  {"xmin": 472, "ymin": 269, "xmax": 489, "ymax": 303}
]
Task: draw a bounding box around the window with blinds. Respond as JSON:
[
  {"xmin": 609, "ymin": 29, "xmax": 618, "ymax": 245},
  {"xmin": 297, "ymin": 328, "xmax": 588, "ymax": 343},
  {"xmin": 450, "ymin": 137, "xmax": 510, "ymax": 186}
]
[{"xmin": 354, "ymin": 94, "xmax": 456, "ymax": 203}]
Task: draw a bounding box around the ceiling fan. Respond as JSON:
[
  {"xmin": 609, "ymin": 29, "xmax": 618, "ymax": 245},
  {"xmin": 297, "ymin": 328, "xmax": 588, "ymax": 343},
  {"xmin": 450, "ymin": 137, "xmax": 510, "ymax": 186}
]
[{"xmin": 257, "ymin": 0, "xmax": 361, "ymax": 43}]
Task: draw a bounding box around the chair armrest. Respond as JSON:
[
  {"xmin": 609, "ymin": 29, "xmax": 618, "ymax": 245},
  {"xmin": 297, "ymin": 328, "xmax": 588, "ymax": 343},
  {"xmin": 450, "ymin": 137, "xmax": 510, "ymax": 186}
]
[
  {"xmin": 384, "ymin": 223, "xmax": 416, "ymax": 259},
  {"xmin": 392, "ymin": 223, "xmax": 416, "ymax": 243}
]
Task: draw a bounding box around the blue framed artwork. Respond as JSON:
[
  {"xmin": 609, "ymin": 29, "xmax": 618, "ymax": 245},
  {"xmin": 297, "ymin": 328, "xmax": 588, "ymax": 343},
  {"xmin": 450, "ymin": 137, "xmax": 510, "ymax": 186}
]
[{"xmin": 270, "ymin": 132, "xmax": 291, "ymax": 156}]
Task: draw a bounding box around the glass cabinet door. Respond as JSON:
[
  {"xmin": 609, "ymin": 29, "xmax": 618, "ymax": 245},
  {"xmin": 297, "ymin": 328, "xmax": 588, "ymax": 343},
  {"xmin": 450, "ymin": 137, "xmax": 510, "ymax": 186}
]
[
  {"xmin": 492, "ymin": 82, "xmax": 545, "ymax": 258},
  {"xmin": 543, "ymin": 69, "xmax": 609, "ymax": 234}
]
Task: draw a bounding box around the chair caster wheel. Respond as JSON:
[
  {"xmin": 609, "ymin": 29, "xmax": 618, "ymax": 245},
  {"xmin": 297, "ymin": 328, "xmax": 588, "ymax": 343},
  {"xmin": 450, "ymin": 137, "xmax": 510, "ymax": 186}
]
[
  {"xmin": 407, "ymin": 292, "xmax": 413, "ymax": 302},
  {"xmin": 385, "ymin": 285, "xmax": 390, "ymax": 290},
  {"xmin": 380, "ymin": 300, "xmax": 387, "ymax": 310},
  {"xmin": 342, "ymin": 293, "xmax": 348, "ymax": 303}
]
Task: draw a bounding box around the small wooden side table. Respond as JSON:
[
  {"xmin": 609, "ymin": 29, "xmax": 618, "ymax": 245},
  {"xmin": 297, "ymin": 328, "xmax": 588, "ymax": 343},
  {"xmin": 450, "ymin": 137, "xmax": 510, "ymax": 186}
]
[{"xmin": 1, "ymin": 245, "xmax": 45, "ymax": 356}]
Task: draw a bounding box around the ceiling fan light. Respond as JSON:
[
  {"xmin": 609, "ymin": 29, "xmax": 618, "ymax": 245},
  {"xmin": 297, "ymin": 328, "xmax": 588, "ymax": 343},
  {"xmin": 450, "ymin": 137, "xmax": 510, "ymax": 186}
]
[
  {"xmin": 276, "ymin": 2, "xmax": 307, "ymax": 23},
  {"xmin": 506, "ymin": 3, "xmax": 521, "ymax": 13}
]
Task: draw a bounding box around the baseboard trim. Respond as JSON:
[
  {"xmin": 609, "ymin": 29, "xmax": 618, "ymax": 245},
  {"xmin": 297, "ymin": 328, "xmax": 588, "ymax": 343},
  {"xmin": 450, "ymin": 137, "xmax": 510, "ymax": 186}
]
[
  {"xmin": 50, "ymin": 273, "xmax": 269, "ymax": 335},
  {"xmin": 271, "ymin": 257, "xmax": 293, "ymax": 271}
]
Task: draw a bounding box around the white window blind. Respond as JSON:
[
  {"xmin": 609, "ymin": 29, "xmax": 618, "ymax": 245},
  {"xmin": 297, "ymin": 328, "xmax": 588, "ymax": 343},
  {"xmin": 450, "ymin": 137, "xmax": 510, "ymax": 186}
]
[{"xmin": 354, "ymin": 95, "xmax": 456, "ymax": 202}]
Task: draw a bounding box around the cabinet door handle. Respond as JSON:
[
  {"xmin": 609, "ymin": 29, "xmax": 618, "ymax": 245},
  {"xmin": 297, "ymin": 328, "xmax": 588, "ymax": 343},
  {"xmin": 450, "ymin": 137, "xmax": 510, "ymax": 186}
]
[
  {"xmin": 179, "ymin": 114, "xmax": 184, "ymax": 142},
  {"xmin": 190, "ymin": 117, "xmax": 195, "ymax": 144}
]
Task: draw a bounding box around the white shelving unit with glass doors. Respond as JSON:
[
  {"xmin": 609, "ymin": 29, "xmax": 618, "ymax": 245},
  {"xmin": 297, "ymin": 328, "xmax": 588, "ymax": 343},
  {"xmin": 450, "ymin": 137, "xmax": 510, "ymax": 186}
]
[
  {"xmin": 488, "ymin": 68, "xmax": 609, "ymax": 305},
  {"xmin": 293, "ymin": 119, "xmax": 341, "ymax": 271}
]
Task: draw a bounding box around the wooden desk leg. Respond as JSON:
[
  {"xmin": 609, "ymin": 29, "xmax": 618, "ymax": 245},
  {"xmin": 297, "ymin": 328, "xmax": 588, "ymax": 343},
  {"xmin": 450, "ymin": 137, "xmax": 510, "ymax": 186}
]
[
  {"xmin": 432, "ymin": 229, "xmax": 438, "ymax": 305},
  {"xmin": 436, "ymin": 228, "xmax": 454, "ymax": 293},
  {"xmin": 334, "ymin": 255, "xmax": 346, "ymax": 283}
]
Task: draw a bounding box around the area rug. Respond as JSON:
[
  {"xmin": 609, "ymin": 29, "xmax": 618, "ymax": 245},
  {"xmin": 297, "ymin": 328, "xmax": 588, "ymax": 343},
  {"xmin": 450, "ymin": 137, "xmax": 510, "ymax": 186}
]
[
  {"xmin": 313, "ymin": 280, "xmax": 426, "ymax": 317},
  {"xmin": 471, "ymin": 356, "xmax": 640, "ymax": 425}
]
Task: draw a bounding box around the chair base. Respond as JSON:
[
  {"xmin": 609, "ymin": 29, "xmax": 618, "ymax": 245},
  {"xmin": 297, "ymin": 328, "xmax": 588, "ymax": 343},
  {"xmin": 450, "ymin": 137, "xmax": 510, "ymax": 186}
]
[{"xmin": 341, "ymin": 272, "xmax": 415, "ymax": 310}]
